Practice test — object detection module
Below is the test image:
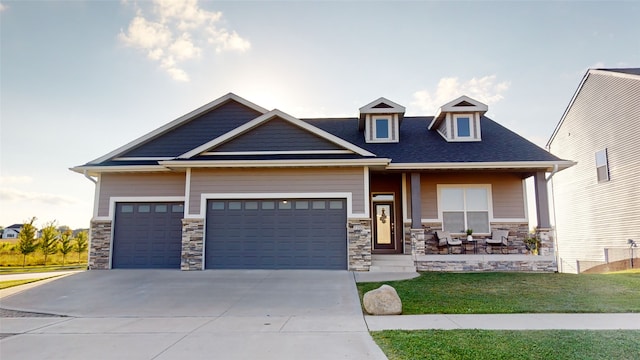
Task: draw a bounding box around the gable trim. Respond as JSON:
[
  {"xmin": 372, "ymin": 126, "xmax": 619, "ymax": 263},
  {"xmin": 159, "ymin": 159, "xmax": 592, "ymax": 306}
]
[
  {"xmin": 88, "ymin": 93, "xmax": 268, "ymax": 165},
  {"xmin": 201, "ymin": 150, "xmax": 354, "ymax": 156},
  {"xmin": 160, "ymin": 158, "xmax": 390, "ymax": 168},
  {"xmin": 359, "ymin": 97, "xmax": 406, "ymax": 113},
  {"xmin": 178, "ymin": 109, "xmax": 376, "ymax": 158}
]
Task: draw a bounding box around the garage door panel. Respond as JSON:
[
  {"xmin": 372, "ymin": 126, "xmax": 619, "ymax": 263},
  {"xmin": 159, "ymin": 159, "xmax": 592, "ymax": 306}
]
[
  {"xmin": 206, "ymin": 198, "xmax": 346, "ymax": 269},
  {"xmin": 113, "ymin": 202, "xmax": 183, "ymax": 269}
]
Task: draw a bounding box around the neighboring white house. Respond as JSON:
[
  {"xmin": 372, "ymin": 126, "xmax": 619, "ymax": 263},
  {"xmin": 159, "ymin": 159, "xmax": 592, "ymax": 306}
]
[
  {"xmin": 547, "ymin": 68, "xmax": 640, "ymax": 273},
  {"xmin": 1, "ymin": 224, "xmax": 23, "ymax": 239}
]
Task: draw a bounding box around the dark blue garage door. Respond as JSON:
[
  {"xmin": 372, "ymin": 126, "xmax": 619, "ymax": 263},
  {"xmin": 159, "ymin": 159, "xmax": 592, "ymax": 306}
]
[
  {"xmin": 205, "ymin": 199, "xmax": 347, "ymax": 269},
  {"xmin": 112, "ymin": 202, "xmax": 184, "ymax": 269}
]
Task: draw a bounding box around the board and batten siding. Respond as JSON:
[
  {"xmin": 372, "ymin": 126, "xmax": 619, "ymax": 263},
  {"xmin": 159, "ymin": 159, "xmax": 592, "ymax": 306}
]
[
  {"xmin": 97, "ymin": 173, "xmax": 186, "ymax": 217},
  {"xmin": 413, "ymin": 172, "xmax": 526, "ymax": 220},
  {"xmin": 549, "ymin": 72, "xmax": 640, "ymax": 273},
  {"xmin": 189, "ymin": 167, "xmax": 366, "ymax": 216}
]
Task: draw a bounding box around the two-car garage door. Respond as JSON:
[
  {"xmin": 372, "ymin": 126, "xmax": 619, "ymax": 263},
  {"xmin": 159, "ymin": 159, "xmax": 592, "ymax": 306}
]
[
  {"xmin": 112, "ymin": 198, "xmax": 347, "ymax": 270},
  {"xmin": 205, "ymin": 199, "xmax": 347, "ymax": 269}
]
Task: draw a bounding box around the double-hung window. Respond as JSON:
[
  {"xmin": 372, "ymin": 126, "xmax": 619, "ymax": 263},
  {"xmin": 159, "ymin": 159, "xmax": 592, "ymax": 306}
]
[
  {"xmin": 595, "ymin": 149, "xmax": 610, "ymax": 182},
  {"xmin": 439, "ymin": 185, "xmax": 490, "ymax": 234}
]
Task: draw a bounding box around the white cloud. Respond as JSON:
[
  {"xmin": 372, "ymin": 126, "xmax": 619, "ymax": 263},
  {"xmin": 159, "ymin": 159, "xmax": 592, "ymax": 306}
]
[
  {"xmin": 119, "ymin": 0, "xmax": 249, "ymax": 81},
  {"xmin": 0, "ymin": 3, "xmax": 6, "ymax": 12},
  {"xmin": 0, "ymin": 175, "xmax": 34, "ymax": 185},
  {"xmin": 410, "ymin": 75, "xmax": 511, "ymax": 114},
  {"xmin": 0, "ymin": 188, "xmax": 78, "ymax": 206}
]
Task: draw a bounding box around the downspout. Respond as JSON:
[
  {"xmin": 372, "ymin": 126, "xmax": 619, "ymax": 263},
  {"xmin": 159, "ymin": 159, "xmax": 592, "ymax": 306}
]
[
  {"xmin": 546, "ymin": 163, "xmax": 560, "ymax": 271},
  {"xmin": 83, "ymin": 170, "xmax": 97, "ymax": 184},
  {"xmin": 545, "ymin": 163, "xmax": 559, "ymax": 182}
]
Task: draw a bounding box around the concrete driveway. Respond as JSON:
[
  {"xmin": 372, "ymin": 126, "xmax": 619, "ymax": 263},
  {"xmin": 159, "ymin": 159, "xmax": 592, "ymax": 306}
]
[{"xmin": 0, "ymin": 270, "xmax": 387, "ymax": 360}]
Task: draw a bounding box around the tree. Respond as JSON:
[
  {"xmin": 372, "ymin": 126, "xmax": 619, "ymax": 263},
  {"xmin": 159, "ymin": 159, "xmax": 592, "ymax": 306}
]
[
  {"xmin": 58, "ymin": 229, "xmax": 74, "ymax": 265},
  {"xmin": 17, "ymin": 217, "xmax": 38, "ymax": 267},
  {"xmin": 39, "ymin": 222, "xmax": 59, "ymax": 266},
  {"xmin": 74, "ymin": 230, "xmax": 88, "ymax": 262}
]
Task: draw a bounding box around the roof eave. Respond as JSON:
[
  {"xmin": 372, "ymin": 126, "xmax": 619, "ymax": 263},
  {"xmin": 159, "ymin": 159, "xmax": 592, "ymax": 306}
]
[
  {"xmin": 160, "ymin": 158, "xmax": 391, "ymax": 168},
  {"xmin": 386, "ymin": 160, "xmax": 576, "ymax": 172}
]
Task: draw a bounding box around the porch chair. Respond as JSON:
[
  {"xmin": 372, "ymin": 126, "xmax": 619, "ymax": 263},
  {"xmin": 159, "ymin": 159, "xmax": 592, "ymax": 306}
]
[
  {"xmin": 485, "ymin": 230, "xmax": 509, "ymax": 254},
  {"xmin": 435, "ymin": 230, "xmax": 463, "ymax": 254}
]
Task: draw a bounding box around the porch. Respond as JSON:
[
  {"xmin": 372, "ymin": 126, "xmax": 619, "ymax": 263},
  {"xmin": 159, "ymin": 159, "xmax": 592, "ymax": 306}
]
[{"xmin": 414, "ymin": 254, "xmax": 557, "ymax": 272}]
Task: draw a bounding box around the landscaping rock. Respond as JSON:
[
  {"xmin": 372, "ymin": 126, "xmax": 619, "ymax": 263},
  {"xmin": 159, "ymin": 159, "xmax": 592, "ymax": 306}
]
[{"xmin": 363, "ymin": 284, "xmax": 402, "ymax": 315}]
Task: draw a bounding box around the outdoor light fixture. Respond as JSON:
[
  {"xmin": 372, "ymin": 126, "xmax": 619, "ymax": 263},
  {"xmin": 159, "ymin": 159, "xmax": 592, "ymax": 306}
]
[{"xmin": 628, "ymin": 239, "xmax": 637, "ymax": 269}]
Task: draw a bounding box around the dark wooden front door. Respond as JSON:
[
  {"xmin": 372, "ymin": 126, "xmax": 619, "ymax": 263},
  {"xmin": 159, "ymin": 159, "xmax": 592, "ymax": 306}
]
[{"xmin": 373, "ymin": 202, "xmax": 396, "ymax": 251}]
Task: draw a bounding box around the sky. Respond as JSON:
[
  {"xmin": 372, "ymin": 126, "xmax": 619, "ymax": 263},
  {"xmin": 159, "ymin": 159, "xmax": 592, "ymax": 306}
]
[{"xmin": 1, "ymin": 0, "xmax": 639, "ymax": 230}]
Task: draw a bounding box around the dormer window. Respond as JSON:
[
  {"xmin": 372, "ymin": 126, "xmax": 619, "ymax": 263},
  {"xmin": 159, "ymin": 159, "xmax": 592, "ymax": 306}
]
[
  {"xmin": 359, "ymin": 97, "xmax": 405, "ymax": 143},
  {"xmin": 429, "ymin": 96, "xmax": 487, "ymax": 142},
  {"xmin": 453, "ymin": 114, "xmax": 474, "ymax": 139}
]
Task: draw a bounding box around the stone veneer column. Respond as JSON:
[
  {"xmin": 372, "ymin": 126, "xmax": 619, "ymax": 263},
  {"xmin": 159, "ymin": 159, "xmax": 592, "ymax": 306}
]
[
  {"xmin": 89, "ymin": 220, "xmax": 112, "ymax": 270},
  {"xmin": 348, "ymin": 219, "xmax": 372, "ymax": 271},
  {"xmin": 181, "ymin": 218, "xmax": 204, "ymax": 271},
  {"xmin": 411, "ymin": 229, "xmax": 425, "ymax": 256},
  {"xmin": 536, "ymin": 227, "xmax": 555, "ymax": 257}
]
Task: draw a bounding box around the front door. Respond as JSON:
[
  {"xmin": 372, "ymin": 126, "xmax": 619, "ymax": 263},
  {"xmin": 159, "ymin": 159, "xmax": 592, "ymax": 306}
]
[{"xmin": 373, "ymin": 202, "xmax": 399, "ymax": 253}]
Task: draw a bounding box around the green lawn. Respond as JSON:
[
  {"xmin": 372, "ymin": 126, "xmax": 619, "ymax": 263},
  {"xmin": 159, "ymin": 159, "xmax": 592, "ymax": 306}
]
[
  {"xmin": 0, "ymin": 277, "xmax": 56, "ymax": 290},
  {"xmin": 0, "ymin": 264, "xmax": 86, "ymax": 274},
  {"xmin": 372, "ymin": 330, "xmax": 640, "ymax": 360},
  {"xmin": 357, "ymin": 272, "xmax": 640, "ymax": 314}
]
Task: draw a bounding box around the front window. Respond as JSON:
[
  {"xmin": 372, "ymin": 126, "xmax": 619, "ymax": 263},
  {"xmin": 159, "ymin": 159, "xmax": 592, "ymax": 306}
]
[
  {"xmin": 440, "ymin": 186, "xmax": 490, "ymax": 234},
  {"xmin": 595, "ymin": 149, "xmax": 609, "ymax": 182}
]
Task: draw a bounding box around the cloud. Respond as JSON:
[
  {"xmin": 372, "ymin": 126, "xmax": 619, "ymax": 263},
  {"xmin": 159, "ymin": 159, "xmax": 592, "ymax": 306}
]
[
  {"xmin": 119, "ymin": 0, "xmax": 250, "ymax": 81},
  {"xmin": 410, "ymin": 75, "xmax": 511, "ymax": 114},
  {"xmin": 0, "ymin": 175, "xmax": 34, "ymax": 185},
  {"xmin": 0, "ymin": 3, "xmax": 6, "ymax": 12},
  {"xmin": 0, "ymin": 188, "xmax": 78, "ymax": 206}
]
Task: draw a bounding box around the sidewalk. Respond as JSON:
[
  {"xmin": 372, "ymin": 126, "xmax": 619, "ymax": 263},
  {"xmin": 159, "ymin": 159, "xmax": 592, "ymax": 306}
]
[
  {"xmin": 365, "ymin": 313, "xmax": 640, "ymax": 331},
  {"xmin": 0, "ymin": 271, "xmax": 83, "ymax": 300}
]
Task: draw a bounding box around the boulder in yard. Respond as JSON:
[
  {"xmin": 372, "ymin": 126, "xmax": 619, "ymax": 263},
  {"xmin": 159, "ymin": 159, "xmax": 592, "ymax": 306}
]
[{"xmin": 363, "ymin": 284, "xmax": 402, "ymax": 315}]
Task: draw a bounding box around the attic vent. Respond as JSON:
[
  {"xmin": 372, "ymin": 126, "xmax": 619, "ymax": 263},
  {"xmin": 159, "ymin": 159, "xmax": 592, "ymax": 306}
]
[
  {"xmin": 453, "ymin": 101, "xmax": 475, "ymax": 107},
  {"xmin": 372, "ymin": 103, "xmax": 394, "ymax": 109}
]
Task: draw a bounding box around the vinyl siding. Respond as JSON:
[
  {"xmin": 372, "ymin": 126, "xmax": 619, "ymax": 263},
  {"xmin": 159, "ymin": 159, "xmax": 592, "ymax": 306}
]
[
  {"xmin": 98, "ymin": 173, "xmax": 186, "ymax": 217},
  {"xmin": 418, "ymin": 172, "xmax": 526, "ymax": 220},
  {"xmin": 213, "ymin": 117, "xmax": 343, "ymax": 152},
  {"xmin": 189, "ymin": 167, "xmax": 366, "ymax": 215},
  {"xmin": 549, "ymin": 72, "xmax": 640, "ymax": 273}
]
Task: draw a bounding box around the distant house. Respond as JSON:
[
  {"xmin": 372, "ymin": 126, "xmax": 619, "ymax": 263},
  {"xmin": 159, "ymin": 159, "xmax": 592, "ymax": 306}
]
[
  {"xmin": 2, "ymin": 224, "xmax": 23, "ymax": 239},
  {"xmin": 548, "ymin": 68, "xmax": 640, "ymax": 273},
  {"xmin": 72, "ymin": 93, "xmax": 573, "ymax": 271}
]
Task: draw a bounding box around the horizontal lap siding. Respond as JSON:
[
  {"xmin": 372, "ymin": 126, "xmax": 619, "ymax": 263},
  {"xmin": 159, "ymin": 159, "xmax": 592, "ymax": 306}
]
[
  {"xmin": 98, "ymin": 173, "xmax": 186, "ymax": 217},
  {"xmin": 549, "ymin": 73, "xmax": 640, "ymax": 269},
  {"xmin": 189, "ymin": 168, "xmax": 365, "ymax": 215},
  {"xmin": 419, "ymin": 173, "xmax": 526, "ymax": 219}
]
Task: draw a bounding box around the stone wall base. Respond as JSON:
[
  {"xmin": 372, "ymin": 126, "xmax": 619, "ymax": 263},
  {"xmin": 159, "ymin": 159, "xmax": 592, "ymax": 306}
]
[
  {"xmin": 89, "ymin": 220, "xmax": 112, "ymax": 270},
  {"xmin": 415, "ymin": 255, "xmax": 557, "ymax": 272},
  {"xmin": 348, "ymin": 219, "xmax": 372, "ymax": 271},
  {"xmin": 181, "ymin": 218, "xmax": 204, "ymax": 271}
]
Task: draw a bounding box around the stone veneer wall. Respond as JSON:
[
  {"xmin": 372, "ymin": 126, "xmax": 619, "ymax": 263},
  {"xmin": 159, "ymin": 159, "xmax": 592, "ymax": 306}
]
[
  {"xmin": 89, "ymin": 220, "xmax": 112, "ymax": 270},
  {"xmin": 348, "ymin": 219, "xmax": 372, "ymax": 271},
  {"xmin": 415, "ymin": 255, "xmax": 557, "ymax": 272},
  {"xmin": 181, "ymin": 218, "xmax": 204, "ymax": 271},
  {"xmin": 410, "ymin": 229, "xmax": 426, "ymax": 256},
  {"xmin": 536, "ymin": 227, "xmax": 554, "ymax": 257}
]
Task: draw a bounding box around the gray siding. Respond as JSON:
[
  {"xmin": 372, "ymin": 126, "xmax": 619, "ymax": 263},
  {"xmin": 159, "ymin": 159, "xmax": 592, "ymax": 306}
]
[
  {"xmin": 121, "ymin": 100, "xmax": 263, "ymax": 157},
  {"xmin": 189, "ymin": 168, "xmax": 365, "ymax": 215},
  {"xmin": 98, "ymin": 173, "xmax": 186, "ymax": 217},
  {"xmin": 418, "ymin": 173, "xmax": 526, "ymax": 220},
  {"xmin": 213, "ymin": 117, "xmax": 344, "ymax": 152},
  {"xmin": 549, "ymin": 72, "xmax": 640, "ymax": 273}
]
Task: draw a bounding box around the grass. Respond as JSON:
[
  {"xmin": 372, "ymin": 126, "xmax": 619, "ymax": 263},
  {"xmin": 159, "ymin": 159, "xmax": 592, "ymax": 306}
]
[
  {"xmin": 372, "ymin": 330, "xmax": 640, "ymax": 360},
  {"xmin": 0, "ymin": 264, "xmax": 86, "ymax": 274},
  {"xmin": 357, "ymin": 272, "xmax": 640, "ymax": 314},
  {"xmin": 0, "ymin": 251, "xmax": 87, "ymax": 267},
  {"xmin": 0, "ymin": 277, "xmax": 57, "ymax": 290}
]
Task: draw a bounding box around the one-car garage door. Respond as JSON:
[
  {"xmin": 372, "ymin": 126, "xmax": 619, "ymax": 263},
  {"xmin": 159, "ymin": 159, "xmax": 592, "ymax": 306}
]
[
  {"xmin": 112, "ymin": 202, "xmax": 184, "ymax": 269},
  {"xmin": 205, "ymin": 199, "xmax": 347, "ymax": 269}
]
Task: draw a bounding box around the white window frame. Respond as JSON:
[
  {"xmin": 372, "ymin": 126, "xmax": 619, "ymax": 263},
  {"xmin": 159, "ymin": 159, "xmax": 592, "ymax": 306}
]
[
  {"xmin": 437, "ymin": 184, "xmax": 493, "ymax": 235},
  {"xmin": 595, "ymin": 148, "xmax": 610, "ymax": 182},
  {"xmin": 453, "ymin": 114, "xmax": 474, "ymax": 140},
  {"xmin": 372, "ymin": 115, "xmax": 392, "ymax": 141}
]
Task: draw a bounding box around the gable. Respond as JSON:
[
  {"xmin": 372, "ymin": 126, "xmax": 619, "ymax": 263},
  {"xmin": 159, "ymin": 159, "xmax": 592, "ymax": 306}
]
[
  {"xmin": 116, "ymin": 100, "xmax": 264, "ymax": 159},
  {"xmin": 205, "ymin": 117, "xmax": 347, "ymax": 154}
]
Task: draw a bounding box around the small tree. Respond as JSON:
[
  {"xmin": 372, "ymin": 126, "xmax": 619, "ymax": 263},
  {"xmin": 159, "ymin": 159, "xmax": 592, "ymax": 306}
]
[
  {"xmin": 74, "ymin": 230, "xmax": 88, "ymax": 262},
  {"xmin": 58, "ymin": 229, "xmax": 74, "ymax": 265},
  {"xmin": 17, "ymin": 217, "xmax": 38, "ymax": 267},
  {"xmin": 39, "ymin": 222, "xmax": 60, "ymax": 266}
]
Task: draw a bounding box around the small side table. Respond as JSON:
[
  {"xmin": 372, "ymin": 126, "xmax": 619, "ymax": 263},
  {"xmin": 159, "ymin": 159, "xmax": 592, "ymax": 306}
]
[{"xmin": 466, "ymin": 238, "xmax": 478, "ymax": 254}]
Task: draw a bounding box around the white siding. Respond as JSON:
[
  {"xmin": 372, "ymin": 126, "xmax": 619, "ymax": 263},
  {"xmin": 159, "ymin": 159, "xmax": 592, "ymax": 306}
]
[
  {"xmin": 549, "ymin": 72, "xmax": 640, "ymax": 273},
  {"xmin": 189, "ymin": 167, "xmax": 366, "ymax": 215}
]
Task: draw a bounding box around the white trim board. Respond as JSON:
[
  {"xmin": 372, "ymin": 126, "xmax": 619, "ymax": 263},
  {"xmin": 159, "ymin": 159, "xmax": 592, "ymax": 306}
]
[{"xmin": 106, "ymin": 196, "xmax": 186, "ymax": 220}]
